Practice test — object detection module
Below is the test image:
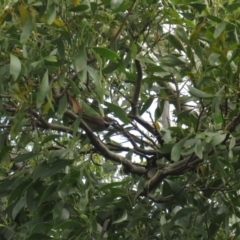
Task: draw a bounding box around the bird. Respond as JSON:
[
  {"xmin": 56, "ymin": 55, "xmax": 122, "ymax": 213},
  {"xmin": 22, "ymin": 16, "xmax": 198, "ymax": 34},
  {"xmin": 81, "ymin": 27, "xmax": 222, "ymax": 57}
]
[{"xmin": 68, "ymin": 95, "xmax": 114, "ymax": 132}]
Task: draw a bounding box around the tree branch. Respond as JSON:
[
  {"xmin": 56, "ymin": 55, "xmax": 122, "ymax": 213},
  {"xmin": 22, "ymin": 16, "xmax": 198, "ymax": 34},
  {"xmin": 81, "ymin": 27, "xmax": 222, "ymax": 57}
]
[{"xmin": 3, "ymin": 104, "xmax": 146, "ymax": 176}]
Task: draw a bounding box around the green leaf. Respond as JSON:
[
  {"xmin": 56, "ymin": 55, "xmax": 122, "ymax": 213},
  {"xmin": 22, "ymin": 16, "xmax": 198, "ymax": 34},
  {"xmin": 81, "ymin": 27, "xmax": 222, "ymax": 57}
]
[
  {"xmin": 171, "ymin": 207, "xmax": 197, "ymax": 222},
  {"xmin": 226, "ymin": 3, "xmax": 240, "ymax": 12},
  {"xmin": 68, "ymin": 4, "xmax": 89, "ymax": 12},
  {"xmin": 212, "ymin": 112, "xmax": 223, "ymax": 125},
  {"xmin": 136, "ymin": 55, "xmax": 156, "ymax": 65},
  {"xmin": 9, "ymin": 179, "xmax": 32, "ymax": 203},
  {"xmin": 213, "ymin": 22, "xmax": 227, "ymax": 39},
  {"xmin": 188, "ymin": 86, "xmax": 215, "ymax": 98},
  {"xmin": 111, "ymin": 1, "xmax": 132, "ymax": 13},
  {"xmin": 207, "ymin": 15, "xmax": 222, "ymax": 23},
  {"xmin": 0, "ymin": 146, "xmax": 11, "ymax": 168},
  {"xmin": 175, "ymin": 26, "xmax": 189, "ymax": 45},
  {"xmin": 46, "ymin": 5, "xmax": 56, "ymax": 24},
  {"xmin": 210, "ymin": 134, "xmax": 226, "ymax": 147},
  {"xmin": 0, "ymin": 178, "xmax": 16, "ymax": 196},
  {"xmin": 168, "ymin": 127, "xmax": 184, "ymax": 135},
  {"xmin": 78, "ymin": 189, "xmax": 89, "ymax": 212},
  {"xmin": 167, "ymin": 34, "xmax": 185, "ymax": 52},
  {"xmin": 112, "ymin": 211, "xmax": 128, "ymax": 224},
  {"xmin": 113, "ymin": 1, "xmax": 132, "ymax": 12},
  {"xmin": 102, "ymin": 61, "xmax": 121, "ymax": 74},
  {"xmin": 215, "ymin": 158, "xmax": 227, "ymax": 178},
  {"xmin": 74, "ymin": 45, "xmax": 87, "ymax": 73},
  {"xmin": 171, "ymin": 137, "xmax": 189, "ymax": 162},
  {"xmin": 38, "ymin": 182, "xmax": 59, "ymax": 205},
  {"xmin": 225, "ymin": 47, "xmax": 240, "ymax": 66},
  {"xmin": 104, "ymin": 102, "xmax": 130, "ymax": 124},
  {"xmin": 194, "ymin": 139, "xmax": 203, "ymax": 159},
  {"xmin": 90, "ymin": 2, "xmax": 97, "ymax": 14},
  {"xmin": 215, "ymin": 86, "xmax": 225, "ymax": 97},
  {"xmin": 229, "ymin": 136, "xmax": 235, "ymax": 149},
  {"xmin": 102, "ymin": 162, "xmax": 118, "ymax": 174},
  {"xmin": 92, "ymin": 196, "xmax": 115, "ymax": 207},
  {"xmin": 54, "ymin": 220, "xmax": 81, "ymax": 230},
  {"xmin": 57, "ymin": 172, "xmax": 79, "ymax": 190},
  {"xmin": 12, "ymin": 196, "xmax": 26, "ymax": 220},
  {"xmin": 14, "ymin": 152, "xmax": 41, "ymax": 163},
  {"xmin": 228, "ymin": 149, "xmax": 233, "ymax": 160},
  {"xmin": 41, "ymin": 134, "xmax": 62, "ymax": 145},
  {"xmin": 67, "ymin": 79, "xmax": 81, "ymax": 95},
  {"xmin": 29, "ymin": 222, "xmax": 52, "ymax": 235},
  {"xmin": 11, "ymin": 119, "xmax": 29, "ymax": 140},
  {"xmin": 145, "ymin": 66, "xmax": 166, "ymax": 74},
  {"xmin": 189, "ymin": 3, "xmax": 206, "ymax": 12},
  {"xmin": 26, "ymin": 188, "xmax": 35, "ymax": 212},
  {"xmin": 134, "ymin": 178, "xmax": 145, "ymax": 200},
  {"xmin": 57, "ymin": 93, "xmax": 68, "ymax": 116},
  {"xmin": 154, "ymin": 100, "xmax": 165, "ymax": 121},
  {"xmin": 20, "ymin": 14, "xmax": 34, "ymax": 43},
  {"xmin": 193, "ymin": 43, "xmax": 203, "ymax": 62},
  {"xmin": 57, "ymin": 39, "xmax": 65, "ymax": 58},
  {"xmin": 36, "ymin": 70, "xmax": 50, "ymax": 108},
  {"xmin": 31, "ymin": 60, "xmax": 42, "ymax": 68},
  {"xmin": 140, "ymin": 98, "xmax": 154, "ymax": 115},
  {"xmin": 164, "ymin": 179, "xmax": 187, "ymax": 204},
  {"xmin": 0, "ymin": 64, "xmax": 10, "ymax": 79},
  {"xmin": 99, "ymin": 181, "xmax": 128, "ymax": 191},
  {"xmin": 10, "ymin": 104, "xmax": 29, "ymax": 139},
  {"xmin": 208, "ymin": 53, "xmax": 220, "ymax": 65},
  {"xmin": 26, "ymin": 233, "xmax": 53, "ymax": 240},
  {"xmin": 44, "ymin": 55, "xmax": 57, "ymax": 62},
  {"xmin": 80, "ymin": 101, "xmax": 100, "ymax": 118},
  {"xmin": 160, "ymin": 55, "xmax": 185, "ymax": 67},
  {"xmin": 87, "ymin": 66, "xmax": 103, "ymax": 100},
  {"xmin": 33, "ymin": 160, "xmax": 71, "ymax": 180},
  {"xmin": 128, "ymin": 217, "xmax": 153, "ymax": 228},
  {"xmin": 48, "ymin": 149, "xmax": 70, "ymax": 162},
  {"xmin": 10, "ymin": 54, "xmax": 21, "ymax": 81},
  {"xmin": 92, "ymin": 47, "xmax": 119, "ymax": 62}
]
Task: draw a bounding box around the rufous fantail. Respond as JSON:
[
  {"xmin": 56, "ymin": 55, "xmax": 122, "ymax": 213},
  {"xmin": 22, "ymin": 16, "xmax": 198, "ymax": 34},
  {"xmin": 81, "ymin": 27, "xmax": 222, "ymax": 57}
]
[{"xmin": 68, "ymin": 96, "xmax": 114, "ymax": 132}]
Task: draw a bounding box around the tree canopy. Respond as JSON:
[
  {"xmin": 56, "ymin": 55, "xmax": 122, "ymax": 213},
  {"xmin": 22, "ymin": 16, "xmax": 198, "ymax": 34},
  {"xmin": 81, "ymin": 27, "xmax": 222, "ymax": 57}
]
[{"xmin": 1, "ymin": 0, "xmax": 240, "ymax": 239}]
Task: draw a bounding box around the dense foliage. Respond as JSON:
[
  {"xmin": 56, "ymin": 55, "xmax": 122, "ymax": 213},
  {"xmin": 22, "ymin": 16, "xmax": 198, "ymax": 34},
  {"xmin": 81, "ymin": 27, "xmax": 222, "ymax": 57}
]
[{"xmin": 1, "ymin": 0, "xmax": 240, "ymax": 239}]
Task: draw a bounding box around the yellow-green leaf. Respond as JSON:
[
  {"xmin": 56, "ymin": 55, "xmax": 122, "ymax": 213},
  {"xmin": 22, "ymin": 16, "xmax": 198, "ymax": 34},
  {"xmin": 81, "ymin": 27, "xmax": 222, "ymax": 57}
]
[
  {"xmin": 74, "ymin": 45, "xmax": 87, "ymax": 73},
  {"xmin": 10, "ymin": 54, "xmax": 21, "ymax": 81}
]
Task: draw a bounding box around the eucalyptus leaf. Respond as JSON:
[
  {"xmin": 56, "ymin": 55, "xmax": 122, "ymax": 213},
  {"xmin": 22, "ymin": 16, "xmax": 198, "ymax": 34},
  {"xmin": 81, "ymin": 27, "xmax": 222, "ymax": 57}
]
[
  {"xmin": 104, "ymin": 102, "xmax": 130, "ymax": 124},
  {"xmin": 171, "ymin": 137, "xmax": 189, "ymax": 162},
  {"xmin": 10, "ymin": 54, "xmax": 21, "ymax": 81},
  {"xmin": 92, "ymin": 47, "xmax": 119, "ymax": 62},
  {"xmin": 74, "ymin": 45, "xmax": 87, "ymax": 73},
  {"xmin": 36, "ymin": 70, "xmax": 50, "ymax": 108},
  {"xmin": 188, "ymin": 86, "xmax": 214, "ymax": 98}
]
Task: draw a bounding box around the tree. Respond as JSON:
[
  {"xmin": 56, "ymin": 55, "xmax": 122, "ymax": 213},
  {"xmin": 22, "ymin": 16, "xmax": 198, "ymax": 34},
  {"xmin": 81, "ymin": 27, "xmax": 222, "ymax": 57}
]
[{"xmin": 0, "ymin": 0, "xmax": 240, "ymax": 239}]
